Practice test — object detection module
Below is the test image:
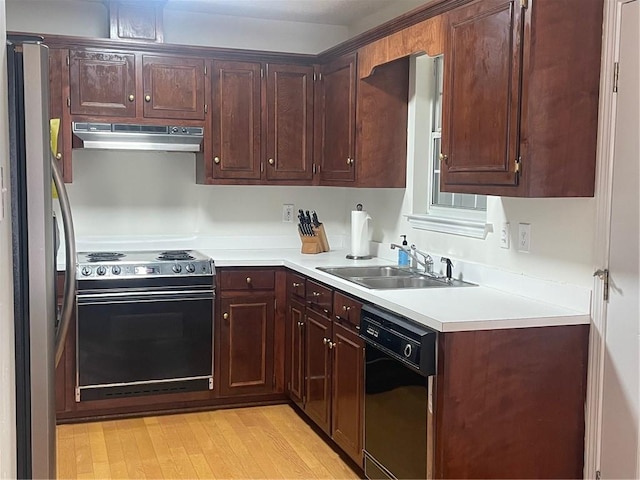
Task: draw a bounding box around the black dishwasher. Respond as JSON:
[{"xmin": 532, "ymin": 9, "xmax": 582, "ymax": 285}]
[{"xmin": 360, "ymin": 305, "xmax": 437, "ymax": 480}]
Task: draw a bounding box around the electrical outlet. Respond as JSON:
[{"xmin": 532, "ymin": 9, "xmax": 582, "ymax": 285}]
[
  {"xmin": 500, "ymin": 222, "xmax": 510, "ymax": 249},
  {"xmin": 518, "ymin": 223, "xmax": 531, "ymax": 253},
  {"xmin": 282, "ymin": 204, "xmax": 294, "ymax": 223}
]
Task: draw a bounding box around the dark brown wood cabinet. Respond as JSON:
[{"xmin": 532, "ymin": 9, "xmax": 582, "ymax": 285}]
[
  {"xmin": 304, "ymin": 307, "xmax": 333, "ymax": 433},
  {"xmin": 355, "ymin": 57, "xmax": 409, "ymax": 188},
  {"xmin": 287, "ymin": 297, "xmax": 306, "ymax": 407},
  {"xmin": 316, "ymin": 54, "xmax": 357, "ymax": 184},
  {"xmin": 142, "ymin": 55, "xmax": 206, "ymax": 120},
  {"xmin": 210, "ymin": 60, "xmax": 262, "ymax": 180},
  {"xmin": 285, "ymin": 270, "xmax": 365, "ymax": 466},
  {"xmin": 69, "ymin": 49, "xmax": 137, "ymax": 117},
  {"xmin": 440, "ymin": 0, "xmax": 603, "ymax": 197},
  {"xmin": 218, "ymin": 294, "xmax": 275, "ymax": 397},
  {"xmin": 217, "ymin": 268, "xmax": 277, "ymax": 397},
  {"xmin": 49, "ymin": 48, "xmax": 72, "ymax": 183},
  {"xmin": 265, "ymin": 64, "xmax": 314, "ymax": 182},
  {"xmin": 331, "ymin": 321, "xmax": 364, "ymax": 465}
]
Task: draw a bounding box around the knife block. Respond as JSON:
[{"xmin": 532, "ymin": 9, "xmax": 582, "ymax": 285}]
[{"xmin": 299, "ymin": 224, "xmax": 330, "ymax": 254}]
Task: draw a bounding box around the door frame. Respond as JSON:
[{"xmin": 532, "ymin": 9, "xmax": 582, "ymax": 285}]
[{"xmin": 584, "ymin": 0, "xmax": 638, "ymax": 478}]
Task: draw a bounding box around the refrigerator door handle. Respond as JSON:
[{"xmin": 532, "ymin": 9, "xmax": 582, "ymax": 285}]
[{"xmin": 51, "ymin": 155, "xmax": 76, "ymax": 367}]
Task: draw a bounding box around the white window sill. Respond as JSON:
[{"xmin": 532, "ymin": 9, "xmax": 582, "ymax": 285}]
[{"xmin": 406, "ymin": 213, "xmax": 493, "ymax": 239}]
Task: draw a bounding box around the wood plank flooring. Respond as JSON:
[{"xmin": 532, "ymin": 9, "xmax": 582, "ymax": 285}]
[{"xmin": 56, "ymin": 404, "xmax": 361, "ymax": 479}]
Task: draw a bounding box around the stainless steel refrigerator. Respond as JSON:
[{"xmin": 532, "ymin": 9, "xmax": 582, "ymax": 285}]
[{"xmin": 7, "ymin": 37, "xmax": 76, "ymax": 479}]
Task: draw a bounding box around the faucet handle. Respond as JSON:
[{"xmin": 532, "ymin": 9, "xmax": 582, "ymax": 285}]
[{"xmin": 440, "ymin": 257, "xmax": 453, "ymax": 280}]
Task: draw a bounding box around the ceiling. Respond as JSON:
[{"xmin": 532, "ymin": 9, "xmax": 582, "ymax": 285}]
[{"xmin": 106, "ymin": 0, "xmax": 415, "ymax": 26}]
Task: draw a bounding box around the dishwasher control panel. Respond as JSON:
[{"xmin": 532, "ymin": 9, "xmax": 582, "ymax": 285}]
[{"xmin": 359, "ymin": 304, "xmax": 437, "ymax": 375}]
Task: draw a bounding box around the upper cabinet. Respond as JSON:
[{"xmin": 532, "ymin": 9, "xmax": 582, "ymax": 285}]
[
  {"xmin": 69, "ymin": 50, "xmax": 137, "ymax": 117},
  {"xmin": 210, "ymin": 60, "xmax": 262, "ymax": 181},
  {"xmin": 265, "ymin": 64, "xmax": 314, "ymax": 182},
  {"xmin": 69, "ymin": 49, "xmax": 207, "ymax": 121},
  {"xmin": 142, "ymin": 55, "xmax": 206, "ymax": 120},
  {"xmin": 316, "ymin": 54, "xmax": 357, "ymax": 184},
  {"xmin": 440, "ymin": 0, "xmax": 603, "ymax": 197}
]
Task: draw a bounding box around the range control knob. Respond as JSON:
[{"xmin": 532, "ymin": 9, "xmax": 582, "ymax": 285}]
[
  {"xmin": 81, "ymin": 266, "xmax": 92, "ymax": 276},
  {"xmin": 171, "ymin": 126, "xmax": 179, "ymax": 133},
  {"xmin": 185, "ymin": 263, "xmax": 196, "ymax": 273},
  {"xmin": 182, "ymin": 127, "xmax": 188, "ymax": 133},
  {"xmin": 403, "ymin": 343, "xmax": 413, "ymax": 358},
  {"xmin": 172, "ymin": 264, "xmax": 182, "ymax": 273},
  {"xmin": 96, "ymin": 266, "xmax": 107, "ymax": 276},
  {"xmin": 112, "ymin": 265, "xmax": 121, "ymax": 275}
]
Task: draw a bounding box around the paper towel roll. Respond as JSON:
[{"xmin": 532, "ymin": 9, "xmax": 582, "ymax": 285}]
[{"xmin": 350, "ymin": 210, "xmax": 372, "ymax": 257}]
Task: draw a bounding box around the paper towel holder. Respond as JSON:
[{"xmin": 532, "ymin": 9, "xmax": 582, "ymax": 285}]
[{"xmin": 347, "ymin": 203, "xmax": 373, "ymax": 260}]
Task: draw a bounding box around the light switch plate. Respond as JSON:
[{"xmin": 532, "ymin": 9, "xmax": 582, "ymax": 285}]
[{"xmin": 518, "ymin": 223, "xmax": 531, "ymax": 253}]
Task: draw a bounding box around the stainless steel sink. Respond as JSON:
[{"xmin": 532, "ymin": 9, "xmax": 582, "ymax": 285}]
[
  {"xmin": 318, "ymin": 266, "xmax": 413, "ymax": 278},
  {"xmin": 317, "ymin": 265, "xmax": 476, "ymax": 290}
]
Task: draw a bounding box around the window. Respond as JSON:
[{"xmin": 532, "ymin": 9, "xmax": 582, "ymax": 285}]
[{"xmin": 406, "ymin": 55, "xmax": 491, "ymax": 239}]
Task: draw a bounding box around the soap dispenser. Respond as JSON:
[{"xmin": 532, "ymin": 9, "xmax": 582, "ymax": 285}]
[{"xmin": 398, "ymin": 235, "xmax": 410, "ymax": 267}]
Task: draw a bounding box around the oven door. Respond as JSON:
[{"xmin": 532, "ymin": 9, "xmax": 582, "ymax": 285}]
[
  {"xmin": 76, "ymin": 290, "xmax": 214, "ymax": 401},
  {"xmin": 363, "ymin": 341, "xmax": 433, "ymax": 480}
]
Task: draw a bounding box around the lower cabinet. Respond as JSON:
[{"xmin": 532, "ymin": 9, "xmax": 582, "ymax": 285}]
[
  {"xmin": 217, "ymin": 269, "xmax": 277, "ymax": 398},
  {"xmin": 218, "ymin": 294, "xmax": 275, "ymax": 397},
  {"xmin": 285, "ymin": 271, "xmax": 365, "ymax": 466}
]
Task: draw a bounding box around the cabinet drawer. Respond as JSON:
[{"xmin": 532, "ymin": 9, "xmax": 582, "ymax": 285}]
[
  {"xmin": 306, "ymin": 280, "xmax": 333, "ymax": 316},
  {"xmin": 219, "ymin": 269, "xmax": 275, "ymax": 291},
  {"xmin": 333, "ymin": 291, "xmax": 362, "ymax": 329},
  {"xmin": 287, "ymin": 272, "xmax": 306, "ymax": 298}
]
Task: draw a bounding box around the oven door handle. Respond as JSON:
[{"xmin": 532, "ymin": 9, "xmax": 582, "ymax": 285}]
[{"xmin": 77, "ymin": 290, "xmax": 215, "ymax": 305}]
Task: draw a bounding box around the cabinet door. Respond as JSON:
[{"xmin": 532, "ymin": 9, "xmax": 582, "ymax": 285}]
[
  {"xmin": 49, "ymin": 48, "xmax": 72, "ymax": 183},
  {"xmin": 287, "ymin": 298, "xmax": 306, "ymax": 407},
  {"xmin": 142, "ymin": 55, "xmax": 206, "ymax": 120},
  {"xmin": 69, "ymin": 50, "xmax": 136, "ymax": 117},
  {"xmin": 265, "ymin": 64, "xmax": 314, "ymax": 181},
  {"xmin": 318, "ymin": 55, "xmax": 357, "ymax": 183},
  {"xmin": 440, "ymin": 0, "xmax": 524, "ymax": 189},
  {"xmin": 304, "ymin": 309, "xmax": 332, "ymax": 434},
  {"xmin": 219, "ymin": 294, "xmax": 275, "ymax": 397},
  {"xmin": 211, "ymin": 61, "xmax": 262, "ymax": 180},
  {"xmin": 332, "ymin": 322, "xmax": 364, "ymax": 466}
]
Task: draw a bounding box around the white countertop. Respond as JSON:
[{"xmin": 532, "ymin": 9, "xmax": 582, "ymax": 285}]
[{"xmin": 199, "ymin": 248, "xmax": 591, "ymax": 333}]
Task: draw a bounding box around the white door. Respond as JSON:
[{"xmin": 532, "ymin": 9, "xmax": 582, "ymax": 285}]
[{"xmin": 600, "ymin": 1, "xmax": 640, "ymax": 478}]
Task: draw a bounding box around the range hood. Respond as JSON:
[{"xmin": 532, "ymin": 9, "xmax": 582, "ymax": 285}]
[{"xmin": 72, "ymin": 122, "xmax": 204, "ymax": 152}]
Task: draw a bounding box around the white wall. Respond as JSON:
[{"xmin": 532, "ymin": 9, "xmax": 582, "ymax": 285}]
[
  {"xmin": 66, "ymin": 150, "xmax": 351, "ymax": 244},
  {"xmin": 0, "ymin": 1, "xmax": 17, "ymax": 478},
  {"xmin": 5, "ymin": 0, "xmax": 348, "ymax": 54}
]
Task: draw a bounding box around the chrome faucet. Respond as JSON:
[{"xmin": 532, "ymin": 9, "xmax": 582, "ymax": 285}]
[{"xmin": 390, "ymin": 243, "xmax": 434, "ymax": 275}]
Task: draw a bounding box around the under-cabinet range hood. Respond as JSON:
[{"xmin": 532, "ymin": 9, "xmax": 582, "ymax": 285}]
[{"xmin": 72, "ymin": 122, "xmax": 204, "ymax": 152}]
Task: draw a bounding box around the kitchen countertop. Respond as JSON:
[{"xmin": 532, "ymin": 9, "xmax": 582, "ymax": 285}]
[{"xmin": 200, "ymin": 248, "xmax": 591, "ymax": 333}]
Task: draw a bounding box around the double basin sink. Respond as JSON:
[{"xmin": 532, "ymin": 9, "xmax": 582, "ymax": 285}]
[{"xmin": 317, "ymin": 265, "xmax": 476, "ymax": 290}]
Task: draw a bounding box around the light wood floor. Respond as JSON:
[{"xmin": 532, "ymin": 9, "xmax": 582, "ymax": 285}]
[{"xmin": 56, "ymin": 404, "xmax": 361, "ymax": 479}]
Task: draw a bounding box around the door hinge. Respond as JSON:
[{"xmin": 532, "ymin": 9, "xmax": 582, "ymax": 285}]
[
  {"xmin": 520, "ymin": 0, "xmax": 528, "ymax": 8},
  {"xmin": 66, "ymin": 97, "xmax": 71, "ymax": 108},
  {"xmin": 594, "ymin": 269, "xmax": 610, "ymax": 302},
  {"xmin": 515, "ymin": 156, "xmax": 521, "ymax": 174},
  {"xmin": 613, "ymin": 62, "xmax": 620, "ymax": 93},
  {"xmin": 66, "ymin": 55, "xmax": 70, "ymax": 66}
]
